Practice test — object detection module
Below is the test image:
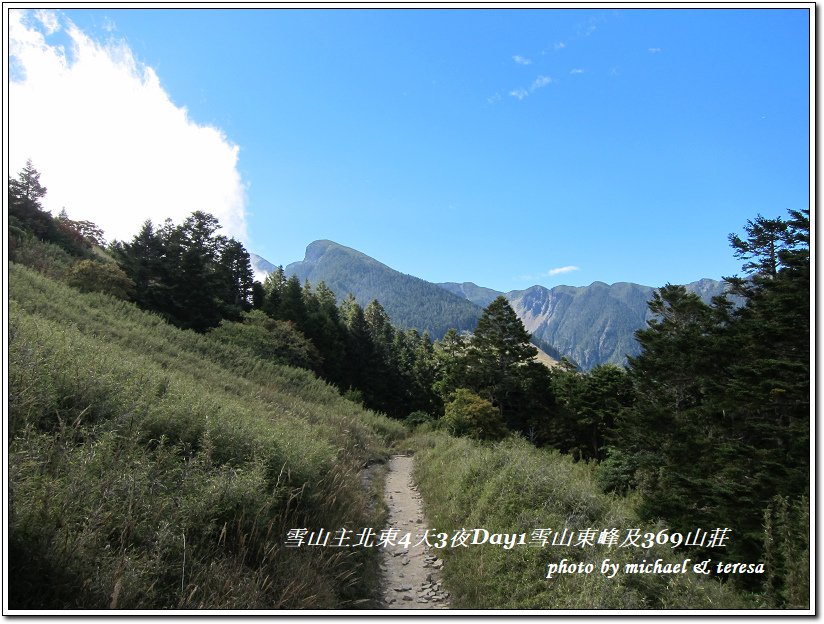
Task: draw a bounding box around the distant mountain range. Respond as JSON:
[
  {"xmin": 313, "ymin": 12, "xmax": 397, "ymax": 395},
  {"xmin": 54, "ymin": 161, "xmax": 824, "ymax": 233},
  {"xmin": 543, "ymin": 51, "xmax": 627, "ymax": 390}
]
[
  {"xmin": 440, "ymin": 278, "xmax": 733, "ymax": 370},
  {"xmin": 252, "ymin": 241, "xmax": 734, "ymax": 370},
  {"xmin": 500, "ymin": 279, "xmax": 731, "ymax": 370}
]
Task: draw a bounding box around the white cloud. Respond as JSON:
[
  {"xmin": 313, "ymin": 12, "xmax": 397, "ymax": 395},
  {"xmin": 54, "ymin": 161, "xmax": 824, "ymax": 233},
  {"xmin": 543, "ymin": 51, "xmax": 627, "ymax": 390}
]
[
  {"xmin": 34, "ymin": 9, "xmax": 60, "ymax": 35},
  {"xmin": 648, "ymin": 47, "xmax": 662, "ymax": 53},
  {"xmin": 517, "ymin": 265, "xmax": 580, "ymax": 282},
  {"xmin": 9, "ymin": 10, "xmax": 248, "ymax": 245},
  {"xmin": 531, "ymin": 75, "xmax": 551, "ymax": 90},
  {"xmin": 548, "ymin": 265, "xmax": 580, "ymax": 276},
  {"xmin": 512, "ymin": 54, "xmax": 532, "ymax": 65},
  {"xmin": 509, "ymin": 87, "xmax": 529, "ymax": 100},
  {"xmin": 487, "ymin": 92, "xmax": 502, "ymax": 104},
  {"xmin": 510, "ymin": 75, "xmax": 552, "ymax": 101},
  {"xmin": 554, "ymin": 42, "xmax": 566, "ymax": 50},
  {"xmin": 570, "ymin": 68, "xmax": 585, "ymax": 75}
]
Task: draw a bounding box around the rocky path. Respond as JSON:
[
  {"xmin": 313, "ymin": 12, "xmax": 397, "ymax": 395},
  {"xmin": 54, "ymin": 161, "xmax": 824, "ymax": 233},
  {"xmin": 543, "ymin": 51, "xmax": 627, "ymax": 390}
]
[{"xmin": 380, "ymin": 455, "xmax": 450, "ymax": 609}]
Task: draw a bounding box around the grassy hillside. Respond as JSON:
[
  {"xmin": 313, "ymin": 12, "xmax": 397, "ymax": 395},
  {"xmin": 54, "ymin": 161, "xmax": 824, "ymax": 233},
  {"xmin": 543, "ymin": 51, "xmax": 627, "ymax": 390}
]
[
  {"xmin": 410, "ymin": 431, "xmax": 750, "ymax": 610},
  {"xmin": 8, "ymin": 261, "xmax": 406, "ymax": 609}
]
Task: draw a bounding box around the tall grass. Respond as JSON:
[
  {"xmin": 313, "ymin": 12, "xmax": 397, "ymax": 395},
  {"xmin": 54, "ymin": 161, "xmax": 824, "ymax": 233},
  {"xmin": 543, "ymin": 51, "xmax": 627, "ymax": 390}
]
[
  {"xmin": 8, "ymin": 262, "xmax": 406, "ymax": 609},
  {"xmin": 411, "ymin": 431, "xmax": 750, "ymax": 610}
]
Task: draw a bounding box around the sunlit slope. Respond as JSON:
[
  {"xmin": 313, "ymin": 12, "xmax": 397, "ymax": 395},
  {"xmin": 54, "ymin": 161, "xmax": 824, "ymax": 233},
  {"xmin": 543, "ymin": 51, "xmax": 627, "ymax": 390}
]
[
  {"xmin": 8, "ymin": 262, "xmax": 406, "ymax": 609},
  {"xmin": 285, "ymin": 240, "xmax": 483, "ymax": 338},
  {"xmin": 411, "ymin": 432, "xmax": 749, "ymax": 610}
]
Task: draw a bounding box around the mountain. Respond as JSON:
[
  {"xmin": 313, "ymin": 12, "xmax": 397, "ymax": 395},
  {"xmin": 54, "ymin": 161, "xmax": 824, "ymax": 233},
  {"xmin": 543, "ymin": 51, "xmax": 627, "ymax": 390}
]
[
  {"xmin": 256, "ymin": 241, "xmax": 734, "ymax": 370},
  {"xmin": 505, "ymin": 282, "xmax": 657, "ymax": 370},
  {"xmin": 283, "ymin": 240, "xmax": 483, "ymax": 338},
  {"xmin": 250, "ymin": 252, "xmax": 277, "ymax": 283},
  {"xmin": 502, "ymin": 280, "xmax": 732, "ymax": 370},
  {"xmin": 437, "ymin": 282, "xmax": 503, "ymax": 308},
  {"xmin": 438, "ymin": 279, "xmax": 735, "ymax": 370}
]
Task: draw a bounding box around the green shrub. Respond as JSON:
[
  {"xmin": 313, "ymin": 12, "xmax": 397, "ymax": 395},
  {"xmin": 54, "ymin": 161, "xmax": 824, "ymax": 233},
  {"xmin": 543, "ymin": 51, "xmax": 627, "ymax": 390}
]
[
  {"xmin": 208, "ymin": 310, "xmax": 320, "ymax": 370},
  {"xmin": 594, "ymin": 447, "xmax": 639, "ymax": 494},
  {"xmin": 9, "ymin": 230, "xmax": 75, "ymax": 279},
  {"xmin": 442, "ymin": 389, "xmax": 507, "ymax": 441},
  {"xmin": 405, "ymin": 410, "xmax": 434, "ymax": 428},
  {"xmin": 65, "ymin": 259, "xmax": 134, "ymax": 299}
]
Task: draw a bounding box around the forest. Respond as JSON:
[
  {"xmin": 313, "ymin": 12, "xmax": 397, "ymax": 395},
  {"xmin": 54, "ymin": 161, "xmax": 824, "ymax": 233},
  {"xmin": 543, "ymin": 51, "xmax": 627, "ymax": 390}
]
[{"xmin": 7, "ymin": 160, "xmax": 810, "ymax": 610}]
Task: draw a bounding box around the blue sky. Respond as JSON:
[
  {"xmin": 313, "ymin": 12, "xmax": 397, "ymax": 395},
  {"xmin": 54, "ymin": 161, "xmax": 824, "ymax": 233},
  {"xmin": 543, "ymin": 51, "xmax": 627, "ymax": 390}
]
[{"xmin": 9, "ymin": 7, "xmax": 811, "ymax": 291}]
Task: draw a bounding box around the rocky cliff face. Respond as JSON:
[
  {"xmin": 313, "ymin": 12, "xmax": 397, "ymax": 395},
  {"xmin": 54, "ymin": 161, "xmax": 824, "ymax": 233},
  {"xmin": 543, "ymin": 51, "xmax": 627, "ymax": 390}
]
[{"xmin": 504, "ymin": 279, "xmax": 732, "ymax": 369}]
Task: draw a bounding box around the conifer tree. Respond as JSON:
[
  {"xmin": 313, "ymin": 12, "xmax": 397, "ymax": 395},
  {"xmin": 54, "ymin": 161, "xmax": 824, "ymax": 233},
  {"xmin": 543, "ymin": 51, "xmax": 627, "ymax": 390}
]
[
  {"xmin": 309, "ymin": 281, "xmax": 347, "ymax": 386},
  {"xmin": 340, "ymin": 294, "xmax": 375, "ymax": 401},
  {"xmin": 728, "ymin": 214, "xmax": 788, "ymax": 278},
  {"xmin": 605, "ymin": 208, "xmax": 810, "ymax": 578},
  {"xmin": 218, "ymin": 238, "xmax": 255, "ymax": 318},
  {"xmin": 9, "ymin": 159, "xmax": 47, "ymax": 205},
  {"xmin": 262, "ymin": 266, "xmax": 286, "ymax": 317},
  {"xmin": 8, "ymin": 161, "xmax": 91, "ymax": 257},
  {"xmin": 465, "ymin": 296, "xmax": 538, "ymax": 417},
  {"xmin": 279, "ymin": 275, "xmax": 307, "ymax": 329},
  {"xmin": 112, "ymin": 211, "xmax": 256, "ymax": 332},
  {"xmin": 432, "ymin": 328, "xmax": 470, "ymax": 400},
  {"xmin": 409, "ymin": 330, "xmax": 442, "ymax": 416}
]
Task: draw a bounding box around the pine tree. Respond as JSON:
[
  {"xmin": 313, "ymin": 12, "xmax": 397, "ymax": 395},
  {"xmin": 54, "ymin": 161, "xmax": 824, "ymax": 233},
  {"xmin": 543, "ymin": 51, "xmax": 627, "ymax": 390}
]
[
  {"xmin": 728, "ymin": 214, "xmax": 788, "ymax": 278},
  {"xmin": 465, "ymin": 296, "xmax": 538, "ymax": 419},
  {"xmin": 432, "ymin": 328, "xmax": 470, "ymax": 400},
  {"xmin": 171, "ymin": 212, "xmax": 227, "ymax": 330},
  {"xmin": 8, "ymin": 161, "xmax": 91, "ymax": 258},
  {"xmin": 606, "ymin": 209, "xmax": 810, "ymax": 578},
  {"xmin": 308, "ymin": 281, "xmax": 348, "ymax": 386},
  {"xmin": 9, "ymin": 159, "xmax": 47, "ymax": 205},
  {"xmin": 262, "ymin": 266, "xmax": 286, "ymax": 317},
  {"xmin": 112, "ymin": 212, "xmax": 257, "ymax": 332},
  {"xmin": 111, "ymin": 220, "xmax": 169, "ymax": 313},
  {"xmin": 218, "ymin": 239, "xmax": 255, "ymax": 318},
  {"xmin": 363, "ymin": 300, "xmax": 409, "ymax": 417},
  {"xmin": 409, "ymin": 331, "xmax": 442, "ymax": 416},
  {"xmin": 550, "ymin": 364, "xmax": 632, "ymax": 460},
  {"xmin": 279, "ymin": 275, "xmax": 307, "ymax": 329}
]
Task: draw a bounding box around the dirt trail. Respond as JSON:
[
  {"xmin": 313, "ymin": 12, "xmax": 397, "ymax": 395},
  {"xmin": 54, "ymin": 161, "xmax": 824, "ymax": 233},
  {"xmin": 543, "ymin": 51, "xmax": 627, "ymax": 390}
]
[{"xmin": 379, "ymin": 455, "xmax": 451, "ymax": 609}]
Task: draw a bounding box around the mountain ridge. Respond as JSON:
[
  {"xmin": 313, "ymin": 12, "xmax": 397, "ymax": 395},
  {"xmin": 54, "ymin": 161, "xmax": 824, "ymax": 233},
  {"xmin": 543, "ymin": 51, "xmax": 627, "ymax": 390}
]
[
  {"xmin": 283, "ymin": 240, "xmax": 483, "ymax": 338},
  {"xmin": 254, "ymin": 240, "xmax": 733, "ymax": 370}
]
